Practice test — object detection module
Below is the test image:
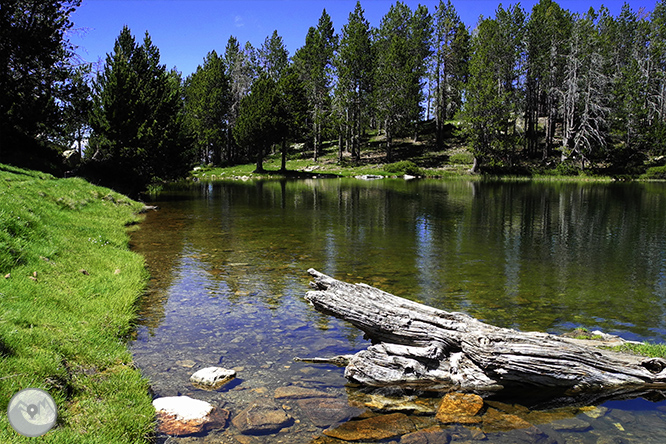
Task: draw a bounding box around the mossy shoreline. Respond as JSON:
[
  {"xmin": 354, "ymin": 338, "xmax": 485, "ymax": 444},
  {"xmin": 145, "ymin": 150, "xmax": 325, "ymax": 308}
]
[{"xmin": 0, "ymin": 164, "xmax": 154, "ymax": 443}]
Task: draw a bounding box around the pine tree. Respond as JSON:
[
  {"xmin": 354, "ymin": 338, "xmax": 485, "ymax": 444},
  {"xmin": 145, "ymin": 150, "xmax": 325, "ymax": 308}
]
[
  {"xmin": 431, "ymin": 0, "xmax": 469, "ymax": 150},
  {"xmin": 334, "ymin": 1, "xmax": 374, "ymax": 162},
  {"xmin": 61, "ymin": 65, "xmax": 93, "ymax": 156},
  {"xmin": 224, "ymin": 37, "xmax": 259, "ymax": 163},
  {"xmin": 648, "ymin": 0, "xmax": 666, "ymax": 154},
  {"xmin": 259, "ymin": 30, "xmax": 289, "ymax": 83},
  {"xmin": 294, "ymin": 9, "xmax": 337, "ymax": 161},
  {"xmin": 277, "ymin": 66, "xmax": 308, "ymax": 171},
  {"xmin": 89, "ymin": 27, "xmax": 191, "ymax": 191},
  {"xmin": 233, "ymin": 73, "xmax": 283, "ymax": 172},
  {"xmin": 603, "ymin": 4, "xmax": 652, "ymax": 166},
  {"xmin": 374, "ymin": 2, "xmax": 432, "ymax": 162},
  {"xmin": 0, "ymin": 0, "xmax": 81, "ymax": 166},
  {"xmin": 463, "ymin": 5, "xmax": 525, "ymax": 172},
  {"xmin": 184, "ymin": 50, "xmax": 231, "ymax": 165},
  {"xmin": 525, "ymin": 0, "xmax": 572, "ymax": 158}
]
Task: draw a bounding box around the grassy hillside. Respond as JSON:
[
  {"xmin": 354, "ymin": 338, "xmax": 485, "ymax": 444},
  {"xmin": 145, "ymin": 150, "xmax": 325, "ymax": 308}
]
[{"xmin": 0, "ymin": 164, "xmax": 154, "ymax": 443}]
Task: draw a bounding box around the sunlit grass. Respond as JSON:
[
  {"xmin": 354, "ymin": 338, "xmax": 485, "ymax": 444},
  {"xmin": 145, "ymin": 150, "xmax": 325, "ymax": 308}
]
[
  {"xmin": 0, "ymin": 164, "xmax": 154, "ymax": 443},
  {"xmin": 613, "ymin": 343, "xmax": 666, "ymax": 359}
]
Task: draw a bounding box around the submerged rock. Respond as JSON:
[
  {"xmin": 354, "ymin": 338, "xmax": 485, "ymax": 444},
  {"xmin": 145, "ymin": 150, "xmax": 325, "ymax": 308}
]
[
  {"xmin": 232, "ymin": 400, "xmax": 293, "ymax": 435},
  {"xmin": 436, "ymin": 392, "xmax": 484, "ymax": 424},
  {"xmin": 190, "ymin": 367, "xmax": 236, "ymax": 389},
  {"xmin": 482, "ymin": 407, "xmax": 533, "ymax": 432},
  {"xmin": 153, "ymin": 395, "xmax": 226, "ymax": 436},
  {"xmin": 296, "ymin": 397, "xmax": 363, "ymax": 428},
  {"xmin": 323, "ymin": 412, "xmax": 415, "ymax": 441},
  {"xmin": 274, "ymin": 386, "xmax": 335, "ymax": 400},
  {"xmin": 401, "ymin": 425, "xmax": 453, "ymax": 444},
  {"xmin": 347, "ymin": 391, "xmax": 439, "ymax": 415}
]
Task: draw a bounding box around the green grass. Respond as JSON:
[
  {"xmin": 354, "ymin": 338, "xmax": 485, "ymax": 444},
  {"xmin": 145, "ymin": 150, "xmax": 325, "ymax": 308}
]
[
  {"xmin": 612, "ymin": 343, "xmax": 666, "ymax": 359},
  {"xmin": 0, "ymin": 164, "xmax": 154, "ymax": 443}
]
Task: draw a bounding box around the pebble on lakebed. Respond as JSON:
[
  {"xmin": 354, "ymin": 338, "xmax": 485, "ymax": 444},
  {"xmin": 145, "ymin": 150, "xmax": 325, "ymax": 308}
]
[{"xmin": 190, "ymin": 367, "xmax": 236, "ymax": 390}]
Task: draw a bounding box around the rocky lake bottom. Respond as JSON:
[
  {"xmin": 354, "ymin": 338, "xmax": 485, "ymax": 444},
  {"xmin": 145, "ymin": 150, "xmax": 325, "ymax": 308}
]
[
  {"xmin": 128, "ymin": 180, "xmax": 666, "ymax": 444},
  {"xmin": 129, "ymin": 258, "xmax": 666, "ymax": 444}
]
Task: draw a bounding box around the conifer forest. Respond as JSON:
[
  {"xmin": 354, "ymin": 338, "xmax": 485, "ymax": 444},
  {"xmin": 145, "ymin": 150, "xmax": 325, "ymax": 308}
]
[{"xmin": 3, "ymin": 0, "xmax": 666, "ymax": 190}]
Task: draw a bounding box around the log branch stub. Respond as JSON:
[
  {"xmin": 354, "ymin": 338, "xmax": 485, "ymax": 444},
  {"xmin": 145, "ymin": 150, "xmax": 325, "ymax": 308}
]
[{"xmin": 304, "ymin": 269, "xmax": 666, "ymax": 393}]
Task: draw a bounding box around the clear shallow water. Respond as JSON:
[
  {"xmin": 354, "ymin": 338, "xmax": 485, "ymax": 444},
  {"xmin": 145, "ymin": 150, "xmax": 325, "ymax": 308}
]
[{"xmin": 129, "ymin": 178, "xmax": 666, "ymax": 443}]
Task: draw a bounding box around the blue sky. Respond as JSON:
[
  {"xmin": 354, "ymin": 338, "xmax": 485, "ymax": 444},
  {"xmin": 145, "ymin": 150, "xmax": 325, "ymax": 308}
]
[{"xmin": 69, "ymin": 0, "xmax": 657, "ymax": 77}]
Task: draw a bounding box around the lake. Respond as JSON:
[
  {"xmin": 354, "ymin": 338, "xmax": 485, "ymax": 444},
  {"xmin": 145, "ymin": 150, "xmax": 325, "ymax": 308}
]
[{"xmin": 129, "ymin": 178, "xmax": 666, "ymax": 443}]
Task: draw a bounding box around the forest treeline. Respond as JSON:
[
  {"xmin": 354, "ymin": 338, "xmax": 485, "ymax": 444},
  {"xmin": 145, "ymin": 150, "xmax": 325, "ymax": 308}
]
[{"xmin": 2, "ymin": 0, "xmax": 666, "ymax": 192}]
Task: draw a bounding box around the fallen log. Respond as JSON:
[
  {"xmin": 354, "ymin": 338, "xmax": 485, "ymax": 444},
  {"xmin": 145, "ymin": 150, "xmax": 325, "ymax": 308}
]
[{"xmin": 304, "ymin": 269, "xmax": 666, "ymax": 394}]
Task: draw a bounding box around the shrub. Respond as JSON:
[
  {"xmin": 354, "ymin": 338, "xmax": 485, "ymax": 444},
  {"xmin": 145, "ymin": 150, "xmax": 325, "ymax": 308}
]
[
  {"xmin": 642, "ymin": 165, "xmax": 666, "ymax": 180},
  {"xmin": 449, "ymin": 151, "xmax": 475, "ymax": 165},
  {"xmin": 384, "ymin": 160, "xmax": 423, "ymax": 176}
]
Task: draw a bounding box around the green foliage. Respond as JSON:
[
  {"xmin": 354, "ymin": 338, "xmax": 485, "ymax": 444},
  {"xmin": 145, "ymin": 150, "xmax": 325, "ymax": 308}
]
[
  {"xmin": 335, "ymin": 1, "xmax": 374, "ymax": 162},
  {"xmin": 555, "ymin": 161, "xmax": 582, "ymax": 177},
  {"xmin": 0, "ymin": 164, "xmax": 154, "ymax": 442},
  {"xmin": 384, "ymin": 161, "xmax": 424, "ymax": 176},
  {"xmin": 642, "ymin": 165, "xmax": 666, "ymax": 180},
  {"xmin": 431, "ymin": 1, "xmax": 470, "ymax": 149},
  {"xmin": 233, "ymin": 74, "xmax": 284, "ymax": 172},
  {"xmin": 449, "ymin": 151, "xmax": 475, "ymax": 165},
  {"xmin": 374, "ymin": 2, "xmax": 432, "ymax": 161},
  {"xmin": 259, "ymin": 30, "xmax": 290, "ymax": 82},
  {"xmin": 463, "ymin": 7, "xmax": 525, "ymax": 171},
  {"xmin": 293, "ymin": 9, "xmax": 338, "ymax": 160},
  {"xmin": 184, "ymin": 50, "xmax": 231, "ymax": 165},
  {"xmin": 89, "ymin": 26, "xmax": 193, "ymax": 193},
  {"xmin": 525, "ymin": 0, "xmax": 572, "ymax": 157},
  {"xmin": 0, "ymin": 0, "xmax": 82, "ymax": 169}
]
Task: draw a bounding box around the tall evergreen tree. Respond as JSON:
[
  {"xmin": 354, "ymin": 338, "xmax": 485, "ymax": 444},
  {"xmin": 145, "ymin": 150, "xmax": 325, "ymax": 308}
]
[
  {"xmin": 648, "ymin": 0, "xmax": 666, "ymax": 154},
  {"xmin": 224, "ymin": 37, "xmax": 258, "ymax": 163},
  {"xmin": 603, "ymin": 4, "xmax": 652, "ymax": 165},
  {"xmin": 184, "ymin": 50, "xmax": 231, "ymax": 165},
  {"xmin": 294, "ymin": 9, "xmax": 337, "ymax": 160},
  {"xmin": 259, "ymin": 30, "xmax": 289, "ymax": 82},
  {"xmin": 233, "ymin": 73, "xmax": 283, "ymax": 172},
  {"xmin": 525, "ymin": 0, "xmax": 572, "ymax": 158},
  {"xmin": 276, "ymin": 66, "xmax": 308, "ymax": 171},
  {"xmin": 89, "ymin": 27, "xmax": 191, "ymax": 191},
  {"xmin": 431, "ymin": 0, "xmax": 469, "ymax": 150},
  {"xmin": 61, "ymin": 64, "xmax": 93, "ymax": 156},
  {"xmin": 334, "ymin": 1, "xmax": 374, "ymax": 162},
  {"xmin": 0, "ymin": 0, "xmax": 81, "ymax": 166},
  {"xmin": 374, "ymin": 2, "xmax": 432, "ymax": 162},
  {"xmin": 464, "ymin": 5, "xmax": 526, "ymax": 172}
]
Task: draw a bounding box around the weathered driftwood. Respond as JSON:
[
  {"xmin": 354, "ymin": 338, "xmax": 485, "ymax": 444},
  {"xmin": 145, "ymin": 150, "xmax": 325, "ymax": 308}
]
[{"xmin": 304, "ymin": 269, "xmax": 666, "ymax": 394}]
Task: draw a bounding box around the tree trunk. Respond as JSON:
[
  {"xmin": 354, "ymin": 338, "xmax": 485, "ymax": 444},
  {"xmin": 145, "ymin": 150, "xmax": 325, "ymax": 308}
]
[
  {"xmin": 470, "ymin": 156, "xmax": 480, "ymax": 174},
  {"xmin": 385, "ymin": 120, "xmax": 393, "ymax": 163},
  {"xmin": 254, "ymin": 147, "xmax": 265, "ymax": 173},
  {"xmin": 304, "ymin": 269, "xmax": 666, "ymax": 394},
  {"xmin": 280, "ymin": 138, "xmax": 287, "ymax": 172}
]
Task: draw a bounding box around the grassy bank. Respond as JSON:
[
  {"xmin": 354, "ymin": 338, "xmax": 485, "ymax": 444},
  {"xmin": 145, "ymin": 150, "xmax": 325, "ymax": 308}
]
[
  {"xmin": 188, "ymin": 137, "xmax": 625, "ymax": 183},
  {"xmin": 0, "ymin": 164, "xmax": 154, "ymax": 442}
]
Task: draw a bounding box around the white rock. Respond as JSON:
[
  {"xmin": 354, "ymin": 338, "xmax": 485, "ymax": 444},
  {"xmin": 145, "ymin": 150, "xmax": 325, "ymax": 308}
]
[
  {"xmin": 354, "ymin": 174, "xmax": 384, "ymax": 180},
  {"xmin": 190, "ymin": 367, "xmax": 236, "ymax": 389},
  {"xmin": 153, "ymin": 396, "xmax": 213, "ymax": 421},
  {"xmin": 153, "ymin": 396, "xmax": 215, "ymax": 435}
]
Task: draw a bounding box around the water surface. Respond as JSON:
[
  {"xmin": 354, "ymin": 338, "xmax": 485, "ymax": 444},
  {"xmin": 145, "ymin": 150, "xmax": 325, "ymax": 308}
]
[{"xmin": 129, "ymin": 178, "xmax": 666, "ymax": 443}]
